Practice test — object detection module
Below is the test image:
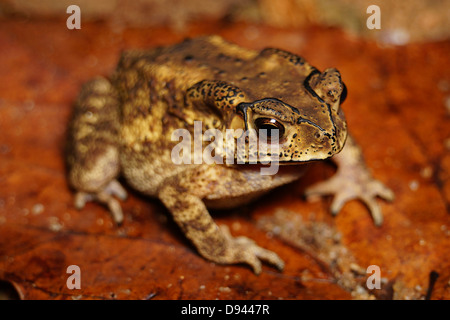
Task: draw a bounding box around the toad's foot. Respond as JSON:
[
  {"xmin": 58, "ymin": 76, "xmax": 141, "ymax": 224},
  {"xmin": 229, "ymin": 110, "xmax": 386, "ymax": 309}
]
[
  {"xmin": 219, "ymin": 225, "xmax": 285, "ymax": 274},
  {"xmin": 305, "ymin": 166, "xmax": 394, "ymax": 226},
  {"xmin": 74, "ymin": 179, "xmax": 127, "ymax": 224},
  {"xmin": 305, "ymin": 135, "xmax": 394, "ymax": 226}
]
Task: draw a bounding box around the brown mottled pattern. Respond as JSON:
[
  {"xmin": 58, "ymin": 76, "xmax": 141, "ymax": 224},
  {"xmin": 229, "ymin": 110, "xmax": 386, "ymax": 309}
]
[{"xmin": 66, "ymin": 35, "xmax": 392, "ymax": 273}]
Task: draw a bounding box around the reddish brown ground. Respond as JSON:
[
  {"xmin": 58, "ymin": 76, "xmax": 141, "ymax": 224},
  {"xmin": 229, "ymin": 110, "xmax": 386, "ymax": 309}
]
[{"xmin": 0, "ymin": 18, "xmax": 449, "ymax": 299}]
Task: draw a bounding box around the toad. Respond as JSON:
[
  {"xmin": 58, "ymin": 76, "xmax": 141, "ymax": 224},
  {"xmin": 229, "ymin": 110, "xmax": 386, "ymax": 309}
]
[{"xmin": 67, "ymin": 36, "xmax": 394, "ymax": 273}]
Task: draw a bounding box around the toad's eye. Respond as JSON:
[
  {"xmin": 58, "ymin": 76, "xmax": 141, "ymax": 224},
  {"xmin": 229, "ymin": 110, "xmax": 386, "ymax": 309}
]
[{"xmin": 254, "ymin": 118, "xmax": 285, "ymax": 140}]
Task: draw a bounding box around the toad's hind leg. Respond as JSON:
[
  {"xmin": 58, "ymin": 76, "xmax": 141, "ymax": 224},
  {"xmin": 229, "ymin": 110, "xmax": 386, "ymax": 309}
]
[{"xmin": 67, "ymin": 77, "xmax": 127, "ymax": 224}]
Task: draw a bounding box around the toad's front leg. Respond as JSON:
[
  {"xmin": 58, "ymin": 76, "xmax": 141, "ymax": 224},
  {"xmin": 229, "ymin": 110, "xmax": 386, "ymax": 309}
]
[
  {"xmin": 158, "ymin": 174, "xmax": 284, "ymax": 274},
  {"xmin": 305, "ymin": 134, "xmax": 394, "ymax": 226}
]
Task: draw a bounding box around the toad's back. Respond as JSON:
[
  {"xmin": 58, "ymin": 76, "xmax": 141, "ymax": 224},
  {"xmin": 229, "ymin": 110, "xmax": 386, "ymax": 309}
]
[{"xmin": 113, "ymin": 35, "xmax": 318, "ymax": 149}]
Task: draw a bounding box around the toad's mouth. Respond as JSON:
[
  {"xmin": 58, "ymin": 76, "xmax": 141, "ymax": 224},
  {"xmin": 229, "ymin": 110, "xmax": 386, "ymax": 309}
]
[
  {"xmin": 235, "ymin": 157, "xmax": 332, "ymax": 165},
  {"xmin": 277, "ymin": 157, "xmax": 332, "ymax": 164}
]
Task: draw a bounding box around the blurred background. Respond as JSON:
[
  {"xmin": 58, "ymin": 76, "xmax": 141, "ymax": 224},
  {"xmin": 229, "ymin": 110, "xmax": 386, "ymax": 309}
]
[{"xmin": 1, "ymin": 0, "xmax": 449, "ymax": 44}]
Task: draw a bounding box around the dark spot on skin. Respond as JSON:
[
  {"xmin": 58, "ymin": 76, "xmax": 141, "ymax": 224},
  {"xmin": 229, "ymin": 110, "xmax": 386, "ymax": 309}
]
[
  {"xmin": 293, "ymin": 133, "xmax": 297, "ymax": 139},
  {"xmin": 184, "ymin": 55, "xmax": 194, "ymax": 62},
  {"xmin": 217, "ymin": 53, "xmax": 226, "ymax": 60}
]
